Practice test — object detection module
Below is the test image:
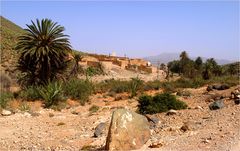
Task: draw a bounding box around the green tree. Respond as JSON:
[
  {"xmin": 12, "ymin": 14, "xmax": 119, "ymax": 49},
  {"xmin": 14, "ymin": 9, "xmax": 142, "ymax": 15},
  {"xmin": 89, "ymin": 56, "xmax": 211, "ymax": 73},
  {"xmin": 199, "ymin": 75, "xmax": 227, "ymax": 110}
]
[
  {"xmin": 69, "ymin": 52, "xmax": 83, "ymax": 77},
  {"xmin": 227, "ymin": 63, "xmax": 239, "ymax": 76},
  {"xmin": 194, "ymin": 57, "xmax": 203, "ymax": 70},
  {"xmin": 179, "ymin": 51, "xmax": 191, "ymax": 76},
  {"xmin": 179, "ymin": 51, "xmax": 196, "ymax": 78},
  {"xmin": 16, "ymin": 19, "xmax": 72, "ymax": 85},
  {"xmin": 202, "ymin": 58, "xmax": 218, "ymax": 79},
  {"xmin": 167, "ymin": 60, "xmax": 180, "ymax": 78},
  {"xmin": 159, "ymin": 63, "xmax": 167, "ymax": 71}
]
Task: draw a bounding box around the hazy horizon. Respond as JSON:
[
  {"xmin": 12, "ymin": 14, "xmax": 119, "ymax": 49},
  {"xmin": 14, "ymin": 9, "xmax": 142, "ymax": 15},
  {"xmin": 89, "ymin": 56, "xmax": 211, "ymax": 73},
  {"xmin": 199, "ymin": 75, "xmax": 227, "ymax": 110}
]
[{"xmin": 1, "ymin": 1, "xmax": 239, "ymax": 60}]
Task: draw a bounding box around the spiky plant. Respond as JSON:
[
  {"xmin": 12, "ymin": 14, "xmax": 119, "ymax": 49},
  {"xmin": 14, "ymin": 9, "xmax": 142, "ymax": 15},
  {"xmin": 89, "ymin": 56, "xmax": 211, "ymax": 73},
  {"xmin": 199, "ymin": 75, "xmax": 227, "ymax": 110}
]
[{"xmin": 16, "ymin": 19, "xmax": 72, "ymax": 85}]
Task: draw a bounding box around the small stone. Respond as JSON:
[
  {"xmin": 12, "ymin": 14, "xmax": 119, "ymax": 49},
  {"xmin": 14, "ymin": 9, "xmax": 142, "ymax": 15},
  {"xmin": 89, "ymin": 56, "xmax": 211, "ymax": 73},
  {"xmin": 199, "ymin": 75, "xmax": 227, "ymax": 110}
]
[
  {"xmin": 144, "ymin": 115, "xmax": 160, "ymax": 129},
  {"xmin": 195, "ymin": 106, "xmax": 203, "ymax": 110},
  {"xmin": 180, "ymin": 121, "xmax": 200, "ymax": 132},
  {"xmin": 180, "ymin": 124, "xmax": 189, "ymax": 132},
  {"xmin": 202, "ymin": 139, "xmax": 210, "ymax": 144},
  {"xmin": 94, "ymin": 122, "xmax": 106, "ymax": 137},
  {"xmin": 149, "ymin": 142, "xmax": 163, "ymax": 148},
  {"xmin": 234, "ymin": 99, "xmax": 240, "ymax": 105},
  {"xmin": 209, "ymin": 100, "xmax": 224, "ymax": 110},
  {"xmin": 30, "ymin": 112, "xmax": 40, "ymax": 117},
  {"xmin": 166, "ymin": 109, "xmax": 177, "ymax": 115},
  {"xmin": 23, "ymin": 112, "xmax": 32, "ymax": 117},
  {"xmin": 207, "ymin": 85, "xmax": 213, "ymax": 91},
  {"xmin": 1, "ymin": 109, "xmax": 12, "ymax": 116}
]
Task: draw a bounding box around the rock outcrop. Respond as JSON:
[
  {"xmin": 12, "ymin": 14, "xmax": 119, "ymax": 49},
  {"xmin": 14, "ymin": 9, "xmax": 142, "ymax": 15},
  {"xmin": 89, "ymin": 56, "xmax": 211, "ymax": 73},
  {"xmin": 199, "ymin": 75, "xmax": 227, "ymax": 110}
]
[{"xmin": 105, "ymin": 109, "xmax": 150, "ymax": 151}]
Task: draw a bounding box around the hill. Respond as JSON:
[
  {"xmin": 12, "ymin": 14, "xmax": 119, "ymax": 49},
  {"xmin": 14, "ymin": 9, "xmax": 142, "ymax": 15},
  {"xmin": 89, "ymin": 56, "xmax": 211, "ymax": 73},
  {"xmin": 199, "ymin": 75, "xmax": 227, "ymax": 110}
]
[
  {"xmin": 0, "ymin": 16, "xmax": 24, "ymax": 78},
  {"xmin": 144, "ymin": 52, "xmax": 235, "ymax": 66}
]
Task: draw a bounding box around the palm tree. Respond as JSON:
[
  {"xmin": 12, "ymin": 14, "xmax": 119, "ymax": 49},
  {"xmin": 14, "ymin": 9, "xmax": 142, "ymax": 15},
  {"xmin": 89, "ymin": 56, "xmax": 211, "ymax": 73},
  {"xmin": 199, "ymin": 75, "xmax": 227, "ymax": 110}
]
[
  {"xmin": 69, "ymin": 52, "xmax": 83, "ymax": 77},
  {"xmin": 16, "ymin": 19, "xmax": 72, "ymax": 85},
  {"xmin": 179, "ymin": 51, "xmax": 190, "ymax": 76}
]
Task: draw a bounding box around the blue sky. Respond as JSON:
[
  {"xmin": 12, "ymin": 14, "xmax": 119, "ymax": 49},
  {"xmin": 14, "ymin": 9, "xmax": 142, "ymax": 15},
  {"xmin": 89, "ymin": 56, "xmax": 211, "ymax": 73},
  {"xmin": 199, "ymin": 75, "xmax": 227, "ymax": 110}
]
[{"xmin": 1, "ymin": 1, "xmax": 239, "ymax": 60}]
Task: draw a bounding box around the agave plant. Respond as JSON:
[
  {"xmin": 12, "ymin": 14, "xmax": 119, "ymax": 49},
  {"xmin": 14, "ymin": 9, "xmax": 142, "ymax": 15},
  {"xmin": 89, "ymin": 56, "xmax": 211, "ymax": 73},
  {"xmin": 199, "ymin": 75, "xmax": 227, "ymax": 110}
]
[{"xmin": 16, "ymin": 19, "xmax": 72, "ymax": 85}]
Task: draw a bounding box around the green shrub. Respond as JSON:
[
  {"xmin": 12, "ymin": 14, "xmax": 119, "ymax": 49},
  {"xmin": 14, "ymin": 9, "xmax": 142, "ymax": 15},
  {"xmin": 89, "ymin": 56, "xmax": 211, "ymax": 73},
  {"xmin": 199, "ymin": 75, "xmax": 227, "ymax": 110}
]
[
  {"xmin": 144, "ymin": 80, "xmax": 162, "ymax": 91},
  {"xmin": 129, "ymin": 77, "xmax": 144, "ymax": 98},
  {"xmin": 0, "ymin": 92, "xmax": 13, "ymax": 108},
  {"xmin": 38, "ymin": 82, "xmax": 65, "ymax": 108},
  {"xmin": 85, "ymin": 64, "xmax": 104, "ymax": 77},
  {"xmin": 18, "ymin": 86, "xmax": 41, "ymax": 101},
  {"xmin": 176, "ymin": 90, "xmax": 191, "ymax": 97},
  {"xmin": 161, "ymin": 77, "xmax": 206, "ymax": 93},
  {"xmin": 0, "ymin": 73, "xmax": 12, "ymax": 91},
  {"xmin": 94, "ymin": 79, "xmax": 114, "ymax": 93},
  {"xmin": 161, "ymin": 82, "xmax": 176, "ymax": 93},
  {"xmin": 19, "ymin": 102, "xmax": 30, "ymax": 111},
  {"xmin": 109, "ymin": 80, "xmax": 130, "ymax": 93},
  {"xmin": 63, "ymin": 79, "xmax": 93, "ymax": 105},
  {"xmin": 138, "ymin": 93, "xmax": 187, "ymax": 114},
  {"xmin": 207, "ymin": 76, "xmax": 239, "ymax": 87}
]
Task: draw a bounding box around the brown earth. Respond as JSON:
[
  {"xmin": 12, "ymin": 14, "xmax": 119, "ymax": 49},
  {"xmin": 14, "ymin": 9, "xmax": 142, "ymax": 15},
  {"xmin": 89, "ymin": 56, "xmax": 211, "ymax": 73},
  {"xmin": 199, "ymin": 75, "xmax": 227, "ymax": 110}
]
[{"xmin": 0, "ymin": 86, "xmax": 239, "ymax": 150}]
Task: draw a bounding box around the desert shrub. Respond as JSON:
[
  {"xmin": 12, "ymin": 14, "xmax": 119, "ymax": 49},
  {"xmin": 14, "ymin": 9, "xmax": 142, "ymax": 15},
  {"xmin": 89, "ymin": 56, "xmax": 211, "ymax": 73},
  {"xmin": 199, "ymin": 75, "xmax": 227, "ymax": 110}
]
[
  {"xmin": 19, "ymin": 102, "xmax": 30, "ymax": 111},
  {"xmin": 207, "ymin": 76, "xmax": 239, "ymax": 87},
  {"xmin": 94, "ymin": 79, "xmax": 115, "ymax": 93},
  {"xmin": 161, "ymin": 82, "xmax": 176, "ymax": 93},
  {"xmin": 176, "ymin": 90, "xmax": 191, "ymax": 97},
  {"xmin": 109, "ymin": 80, "xmax": 130, "ymax": 93},
  {"xmin": 18, "ymin": 86, "xmax": 41, "ymax": 101},
  {"xmin": 0, "ymin": 92, "xmax": 14, "ymax": 108},
  {"xmin": 144, "ymin": 80, "xmax": 162, "ymax": 91},
  {"xmin": 63, "ymin": 78, "xmax": 93, "ymax": 105},
  {"xmin": 85, "ymin": 64, "xmax": 104, "ymax": 77},
  {"xmin": 161, "ymin": 77, "xmax": 206, "ymax": 93},
  {"xmin": 172, "ymin": 77, "xmax": 205, "ymax": 88},
  {"xmin": 138, "ymin": 93, "xmax": 187, "ymax": 114},
  {"xmin": 0, "ymin": 73, "xmax": 12, "ymax": 91},
  {"xmin": 89, "ymin": 105, "xmax": 99, "ymax": 113},
  {"xmin": 38, "ymin": 82, "xmax": 65, "ymax": 108},
  {"xmin": 129, "ymin": 77, "xmax": 144, "ymax": 98}
]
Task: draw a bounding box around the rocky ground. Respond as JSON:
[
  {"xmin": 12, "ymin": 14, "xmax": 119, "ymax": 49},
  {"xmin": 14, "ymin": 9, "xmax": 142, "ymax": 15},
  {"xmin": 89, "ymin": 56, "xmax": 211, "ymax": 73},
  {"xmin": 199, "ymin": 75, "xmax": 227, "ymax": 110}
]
[
  {"xmin": 0, "ymin": 85, "xmax": 239, "ymax": 151},
  {"xmin": 78, "ymin": 65, "xmax": 167, "ymax": 82}
]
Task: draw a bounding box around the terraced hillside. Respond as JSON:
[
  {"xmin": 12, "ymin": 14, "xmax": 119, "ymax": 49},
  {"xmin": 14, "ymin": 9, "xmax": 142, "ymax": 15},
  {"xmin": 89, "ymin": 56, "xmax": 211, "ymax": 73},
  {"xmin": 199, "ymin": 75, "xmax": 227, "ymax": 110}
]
[{"xmin": 0, "ymin": 16, "xmax": 23, "ymax": 78}]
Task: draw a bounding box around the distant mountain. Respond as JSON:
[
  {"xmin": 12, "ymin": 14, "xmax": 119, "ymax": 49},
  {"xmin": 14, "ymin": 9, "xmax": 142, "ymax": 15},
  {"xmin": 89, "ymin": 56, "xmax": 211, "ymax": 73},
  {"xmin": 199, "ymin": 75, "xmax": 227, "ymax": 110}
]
[{"xmin": 144, "ymin": 52, "xmax": 235, "ymax": 66}]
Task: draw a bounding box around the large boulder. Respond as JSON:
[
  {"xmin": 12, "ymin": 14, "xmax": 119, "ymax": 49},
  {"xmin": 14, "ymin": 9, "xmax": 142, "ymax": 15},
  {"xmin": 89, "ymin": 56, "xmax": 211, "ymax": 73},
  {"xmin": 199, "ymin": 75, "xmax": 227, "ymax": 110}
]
[{"xmin": 105, "ymin": 109, "xmax": 150, "ymax": 151}]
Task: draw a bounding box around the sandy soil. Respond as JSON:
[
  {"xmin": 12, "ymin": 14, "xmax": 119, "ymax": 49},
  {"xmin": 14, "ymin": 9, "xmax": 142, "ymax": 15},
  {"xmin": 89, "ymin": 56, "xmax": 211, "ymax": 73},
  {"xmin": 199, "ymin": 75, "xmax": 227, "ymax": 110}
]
[{"xmin": 0, "ymin": 86, "xmax": 239, "ymax": 151}]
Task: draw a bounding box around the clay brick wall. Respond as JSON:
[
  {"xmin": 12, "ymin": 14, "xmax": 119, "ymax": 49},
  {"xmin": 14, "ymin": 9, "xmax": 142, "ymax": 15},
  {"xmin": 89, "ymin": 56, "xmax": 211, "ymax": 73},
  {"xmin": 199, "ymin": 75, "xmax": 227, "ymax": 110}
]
[
  {"xmin": 101, "ymin": 61, "xmax": 114, "ymax": 70},
  {"xmin": 81, "ymin": 56, "xmax": 99, "ymax": 62},
  {"xmin": 137, "ymin": 65, "xmax": 152, "ymax": 73},
  {"xmin": 87, "ymin": 61, "xmax": 100, "ymax": 68},
  {"xmin": 129, "ymin": 59, "xmax": 148, "ymax": 66},
  {"xmin": 112, "ymin": 60, "xmax": 122, "ymax": 66},
  {"xmin": 151, "ymin": 66, "xmax": 158, "ymax": 73}
]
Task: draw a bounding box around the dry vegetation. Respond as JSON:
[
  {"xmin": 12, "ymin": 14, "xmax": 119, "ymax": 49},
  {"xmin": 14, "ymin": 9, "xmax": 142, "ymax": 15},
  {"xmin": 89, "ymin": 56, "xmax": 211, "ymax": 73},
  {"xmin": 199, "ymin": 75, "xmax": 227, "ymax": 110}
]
[{"xmin": 0, "ymin": 16, "xmax": 239, "ymax": 150}]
